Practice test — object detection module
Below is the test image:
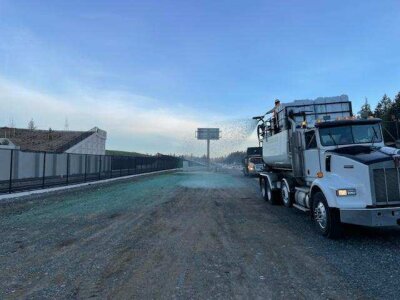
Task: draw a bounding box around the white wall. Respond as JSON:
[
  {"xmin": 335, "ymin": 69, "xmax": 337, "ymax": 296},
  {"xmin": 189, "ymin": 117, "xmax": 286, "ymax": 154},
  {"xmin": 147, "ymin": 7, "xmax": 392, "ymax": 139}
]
[
  {"xmin": 0, "ymin": 150, "xmax": 11, "ymax": 180},
  {"xmin": 66, "ymin": 128, "xmax": 107, "ymax": 155}
]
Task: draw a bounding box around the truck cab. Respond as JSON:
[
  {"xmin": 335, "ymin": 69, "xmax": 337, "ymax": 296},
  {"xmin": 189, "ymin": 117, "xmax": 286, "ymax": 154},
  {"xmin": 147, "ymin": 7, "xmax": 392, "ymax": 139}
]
[
  {"xmin": 243, "ymin": 147, "xmax": 263, "ymax": 176},
  {"xmin": 257, "ymin": 96, "xmax": 400, "ymax": 238}
]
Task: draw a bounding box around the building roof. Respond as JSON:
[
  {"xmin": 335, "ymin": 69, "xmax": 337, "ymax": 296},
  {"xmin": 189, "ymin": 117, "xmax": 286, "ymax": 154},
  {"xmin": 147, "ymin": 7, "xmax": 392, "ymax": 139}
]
[{"xmin": 0, "ymin": 127, "xmax": 94, "ymax": 153}]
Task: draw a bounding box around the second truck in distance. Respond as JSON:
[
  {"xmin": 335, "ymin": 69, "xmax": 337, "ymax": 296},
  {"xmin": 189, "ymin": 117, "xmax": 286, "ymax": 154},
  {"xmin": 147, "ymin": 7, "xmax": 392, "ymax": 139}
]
[{"xmin": 243, "ymin": 147, "xmax": 263, "ymax": 176}]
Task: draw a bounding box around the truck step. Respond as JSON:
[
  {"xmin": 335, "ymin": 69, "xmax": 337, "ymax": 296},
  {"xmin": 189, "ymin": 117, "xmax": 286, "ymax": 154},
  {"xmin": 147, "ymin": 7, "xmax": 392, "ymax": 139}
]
[
  {"xmin": 293, "ymin": 204, "xmax": 310, "ymax": 212},
  {"xmin": 295, "ymin": 186, "xmax": 309, "ymax": 193}
]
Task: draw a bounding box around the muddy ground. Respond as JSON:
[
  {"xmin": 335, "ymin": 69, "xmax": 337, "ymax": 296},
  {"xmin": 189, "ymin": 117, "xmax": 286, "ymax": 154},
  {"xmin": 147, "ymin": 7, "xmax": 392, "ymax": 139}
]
[{"xmin": 1, "ymin": 169, "xmax": 400, "ymax": 299}]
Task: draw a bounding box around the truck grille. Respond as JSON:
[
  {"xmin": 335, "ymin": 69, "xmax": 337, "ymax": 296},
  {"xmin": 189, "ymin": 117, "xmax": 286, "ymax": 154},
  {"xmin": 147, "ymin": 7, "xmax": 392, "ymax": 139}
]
[{"xmin": 373, "ymin": 168, "xmax": 400, "ymax": 204}]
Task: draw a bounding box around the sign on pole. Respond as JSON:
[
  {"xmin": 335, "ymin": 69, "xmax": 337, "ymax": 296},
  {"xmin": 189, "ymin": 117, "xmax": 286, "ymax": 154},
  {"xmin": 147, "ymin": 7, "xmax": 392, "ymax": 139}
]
[
  {"xmin": 196, "ymin": 128, "xmax": 220, "ymax": 167},
  {"xmin": 195, "ymin": 128, "xmax": 220, "ymax": 140}
]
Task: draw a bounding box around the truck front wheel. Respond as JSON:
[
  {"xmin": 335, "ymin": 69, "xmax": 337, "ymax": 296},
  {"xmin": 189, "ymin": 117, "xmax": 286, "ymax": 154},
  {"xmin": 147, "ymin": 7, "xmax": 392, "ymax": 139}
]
[{"xmin": 312, "ymin": 192, "xmax": 342, "ymax": 239}]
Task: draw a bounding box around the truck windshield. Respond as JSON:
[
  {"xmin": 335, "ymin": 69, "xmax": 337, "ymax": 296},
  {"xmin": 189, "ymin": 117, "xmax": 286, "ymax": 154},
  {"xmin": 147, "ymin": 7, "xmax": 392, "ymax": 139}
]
[
  {"xmin": 319, "ymin": 123, "xmax": 382, "ymax": 146},
  {"xmin": 250, "ymin": 157, "xmax": 263, "ymax": 164}
]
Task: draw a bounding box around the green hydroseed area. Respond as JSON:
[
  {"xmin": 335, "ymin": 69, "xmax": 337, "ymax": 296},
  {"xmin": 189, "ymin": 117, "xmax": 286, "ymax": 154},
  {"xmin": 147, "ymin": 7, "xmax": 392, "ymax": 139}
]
[
  {"xmin": 178, "ymin": 171, "xmax": 245, "ymax": 189},
  {"xmin": 0, "ymin": 171, "xmax": 243, "ymax": 227}
]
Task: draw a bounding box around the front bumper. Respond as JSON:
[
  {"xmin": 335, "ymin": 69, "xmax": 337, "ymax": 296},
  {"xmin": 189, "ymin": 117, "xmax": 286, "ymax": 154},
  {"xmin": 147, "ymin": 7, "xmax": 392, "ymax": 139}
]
[
  {"xmin": 247, "ymin": 165, "xmax": 263, "ymax": 175},
  {"xmin": 340, "ymin": 207, "xmax": 400, "ymax": 227}
]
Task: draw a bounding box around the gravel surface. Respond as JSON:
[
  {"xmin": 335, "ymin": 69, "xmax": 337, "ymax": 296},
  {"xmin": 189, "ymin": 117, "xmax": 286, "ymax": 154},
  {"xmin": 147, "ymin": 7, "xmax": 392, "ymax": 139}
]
[{"xmin": 1, "ymin": 169, "xmax": 400, "ymax": 299}]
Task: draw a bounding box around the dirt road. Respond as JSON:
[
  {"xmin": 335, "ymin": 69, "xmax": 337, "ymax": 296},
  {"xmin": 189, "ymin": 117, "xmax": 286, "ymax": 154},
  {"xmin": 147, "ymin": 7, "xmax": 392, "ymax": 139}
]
[{"xmin": 1, "ymin": 169, "xmax": 400, "ymax": 299}]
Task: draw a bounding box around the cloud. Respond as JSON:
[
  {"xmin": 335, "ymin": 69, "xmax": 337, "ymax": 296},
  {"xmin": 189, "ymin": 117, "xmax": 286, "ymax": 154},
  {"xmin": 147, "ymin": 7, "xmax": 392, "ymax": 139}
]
[
  {"xmin": 0, "ymin": 76, "xmax": 204, "ymax": 152},
  {"xmin": 0, "ymin": 76, "xmax": 258, "ymax": 156},
  {"xmin": 0, "ymin": 26, "xmax": 257, "ymax": 156}
]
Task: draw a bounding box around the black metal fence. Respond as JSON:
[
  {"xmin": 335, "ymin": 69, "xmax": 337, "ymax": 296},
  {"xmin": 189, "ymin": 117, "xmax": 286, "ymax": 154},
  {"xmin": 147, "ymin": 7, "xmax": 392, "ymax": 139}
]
[{"xmin": 0, "ymin": 149, "xmax": 182, "ymax": 194}]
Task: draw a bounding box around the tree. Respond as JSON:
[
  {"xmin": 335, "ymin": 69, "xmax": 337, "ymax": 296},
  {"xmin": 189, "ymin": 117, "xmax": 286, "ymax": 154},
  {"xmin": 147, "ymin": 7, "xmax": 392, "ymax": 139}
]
[
  {"xmin": 389, "ymin": 91, "xmax": 400, "ymax": 120},
  {"xmin": 359, "ymin": 98, "xmax": 372, "ymax": 118},
  {"xmin": 48, "ymin": 128, "xmax": 53, "ymax": 140},
  {"xmin": 8, "ymin": 117, "xmax": 16, "ymax": 137},
  {"xmin": 374, "ymin": 101, "xmax": 384, "ymax": 119},
  {"xmin": 28, "ymin": 118, "xmax": 36, "ymax": 130},
  {"xmin": 9, "ymin": 117, "xmax": 15, "ymax": 128},
  {"xmin": 374, "ymin": 94, "xmax": 392, "ymax": 120}
]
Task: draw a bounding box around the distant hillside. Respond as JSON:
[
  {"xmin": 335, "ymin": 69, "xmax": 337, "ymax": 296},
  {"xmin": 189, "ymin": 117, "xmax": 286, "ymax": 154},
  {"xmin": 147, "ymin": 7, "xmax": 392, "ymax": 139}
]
[
  {"xmin": 106, "ymin": 150, "xmax": 148, "ymax": 157},
  {"xmin": 213, "ymin": 151, "xmax": 246, "ymax": 164}
]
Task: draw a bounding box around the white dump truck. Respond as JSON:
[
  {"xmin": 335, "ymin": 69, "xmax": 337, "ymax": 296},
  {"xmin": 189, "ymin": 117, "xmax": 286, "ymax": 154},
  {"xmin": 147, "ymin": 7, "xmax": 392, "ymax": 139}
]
[{"xmin": 255, "ymin": 95, "xmax": 400, "ymax": 238}]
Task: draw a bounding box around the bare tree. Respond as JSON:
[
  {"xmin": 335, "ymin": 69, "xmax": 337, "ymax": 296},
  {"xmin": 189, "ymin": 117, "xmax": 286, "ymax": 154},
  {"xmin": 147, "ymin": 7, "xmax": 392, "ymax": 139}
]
[
  {"xmin": 64, "ymin": 117, "xmax": 69, "ymax": 131},
  {"xmin": 8, "ymin": 117, "xmax": 16, "ymax": 137},
  {"xmin": 9, "ymin": 117, "xmax": 15, "ymax": 128},
  {"xmin": 28, "ymin": 118, "xmax": 36, "ymax": 131}
]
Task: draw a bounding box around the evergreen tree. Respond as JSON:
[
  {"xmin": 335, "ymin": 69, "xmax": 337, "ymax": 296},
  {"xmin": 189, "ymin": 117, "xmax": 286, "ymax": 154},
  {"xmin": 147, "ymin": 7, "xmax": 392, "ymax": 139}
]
[
  {"xmin": 359, "ymin": 98, "xmax": 372, "ymax": 118},
  {"xmin": 374, "ymin": 101, "xmax": 384, "ymax": 119},
  {"xmin": 389, "ymin": 91, "xmax": 400, "ymax": 120},
  {"xmin": 374, "ymin": 94, "xmax": 392, "ymax": 120}
]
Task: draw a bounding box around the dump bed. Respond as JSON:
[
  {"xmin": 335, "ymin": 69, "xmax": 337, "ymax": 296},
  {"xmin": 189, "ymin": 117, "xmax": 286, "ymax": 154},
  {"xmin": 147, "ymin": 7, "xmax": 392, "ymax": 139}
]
[
  {"xmin": 274, "ymin": 95, "xmax": 352, "ymax": 131},
  {"xmin": 262, "ymin": 95, "xmax": 352, "ymax": 169}
]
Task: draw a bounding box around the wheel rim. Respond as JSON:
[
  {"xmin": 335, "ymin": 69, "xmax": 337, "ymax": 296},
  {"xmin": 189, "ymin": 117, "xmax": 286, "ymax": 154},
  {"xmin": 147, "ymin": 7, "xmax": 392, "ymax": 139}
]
[
  {"xmin": 261, "ymin": 182, "xmax": 266, "ymax": 197},
  {"xmin": 282, "ymin": 184, "xmax": 290, "ymax": 205},
  {"xmin": 314, "ymin": 202, "xmax": 327, "ymax": 229},
  {"xmin": 266, "ymin": 184, "xmax": 272, "ymax": 200}
]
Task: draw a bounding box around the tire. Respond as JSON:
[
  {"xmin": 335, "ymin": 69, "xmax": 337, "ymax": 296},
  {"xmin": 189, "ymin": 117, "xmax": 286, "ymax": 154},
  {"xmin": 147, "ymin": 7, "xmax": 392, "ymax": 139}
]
[
  {"xmin": 261, "ymin": 177, "xmax": 280, "ymax": 205},
  {"xmin": 312, "ymin": 192, "xmax": 342, "ymax": 239},
  {"xmin": 281, "ymin": 179, "xmax": 293, "ymax": 208},
  {"xmin": 260, "ymin": 178, "xmax": 268, "ymax": 201}
]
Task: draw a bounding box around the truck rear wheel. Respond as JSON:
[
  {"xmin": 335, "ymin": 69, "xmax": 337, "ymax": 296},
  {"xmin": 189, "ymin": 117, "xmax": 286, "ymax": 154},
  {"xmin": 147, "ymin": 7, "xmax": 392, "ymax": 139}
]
[
  {"xmin": 281, "ymin": 179, "xmax": 293, "ymax": 208},
  {"xmin": 261, "ymin": 178, "xmax": 268, "ymax": 200},
  {"xmin": 312, "ymin": 192, "xmax": 342, "ymax": 239},
  {"xmin": 261, "ymin": 177, "xmax": 279, "ymax": 205}
]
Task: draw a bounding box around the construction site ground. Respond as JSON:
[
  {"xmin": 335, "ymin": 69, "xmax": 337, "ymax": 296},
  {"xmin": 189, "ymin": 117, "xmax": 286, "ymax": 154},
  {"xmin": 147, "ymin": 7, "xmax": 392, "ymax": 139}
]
[{"xmin": 1, "ymin": 169, "xmax": 400, "ymax": 299}]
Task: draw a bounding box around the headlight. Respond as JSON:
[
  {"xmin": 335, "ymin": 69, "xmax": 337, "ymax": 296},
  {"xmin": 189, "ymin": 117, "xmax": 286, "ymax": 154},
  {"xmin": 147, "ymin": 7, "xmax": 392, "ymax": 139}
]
[
  {"xmin": 248, "ymin": 163, "xmax": 255, "ymax": 170},
  {"xmin": 336, "ymin": 189, "xmax": 357, "ymax": 197}
]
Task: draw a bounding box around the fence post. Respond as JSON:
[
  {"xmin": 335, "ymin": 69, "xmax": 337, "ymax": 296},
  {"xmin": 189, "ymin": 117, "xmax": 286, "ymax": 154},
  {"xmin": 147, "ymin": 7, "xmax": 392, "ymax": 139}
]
[
  {"xmin": 8, "ymin": 149, "xmax": 13, "ymax": 193},
  {"xmin": 120, "ymin": 157, "xmax": 122, "ymax": 177},
  {"xmin": 110, "ymin": 156, "xmax": 112, "ymax": 178},
  {"xmin": 99, "ymin": 155, "xmax": 102, "ymax": 180},
  {"xmin": 84, "ymin": 154, "xmax": 87, "ymax": 182},
  {"xmin": 42, "ymin": 152, "xmax": 46, "ymax": 189},
  {"xmin": 66, "ymin": 153, "xmax": 70, "ymax": 185}
]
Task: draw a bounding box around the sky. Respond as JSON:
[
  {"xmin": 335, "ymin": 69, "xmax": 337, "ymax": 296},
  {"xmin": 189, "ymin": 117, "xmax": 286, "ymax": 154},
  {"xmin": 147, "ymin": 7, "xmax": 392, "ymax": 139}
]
[{"xmin": 0, "ymin": 0, "xmax": 399, "ymax": 155}]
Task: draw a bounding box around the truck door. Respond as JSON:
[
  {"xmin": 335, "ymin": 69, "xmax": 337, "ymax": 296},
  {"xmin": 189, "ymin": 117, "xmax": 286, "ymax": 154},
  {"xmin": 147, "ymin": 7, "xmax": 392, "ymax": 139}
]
[
  {"xmin": 303, "ymin": 130, "xmax": 321, "ymax": 180},
  {"xmin": 290, "ymin": 131, "xmax": 305, "ymax": 178}
]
